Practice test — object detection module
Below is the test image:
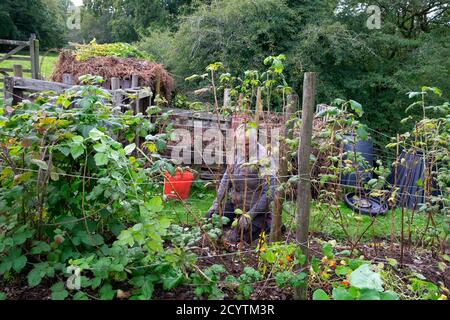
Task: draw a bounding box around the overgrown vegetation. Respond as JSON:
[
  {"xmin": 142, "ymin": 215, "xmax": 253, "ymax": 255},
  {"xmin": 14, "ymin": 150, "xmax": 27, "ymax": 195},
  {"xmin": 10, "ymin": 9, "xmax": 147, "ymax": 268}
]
[
  {"xmin": 0, "ymin": 0, "xmax": 449, "ymax": 301},
  {"xmin": 73, "ymin": 40, "xmax": 153, "ymax": 62}
]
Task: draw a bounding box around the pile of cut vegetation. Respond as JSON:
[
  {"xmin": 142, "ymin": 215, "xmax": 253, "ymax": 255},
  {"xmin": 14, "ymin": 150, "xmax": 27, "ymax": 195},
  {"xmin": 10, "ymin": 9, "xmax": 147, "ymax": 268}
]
[{"xmin": 51, "ymin": 41, "xmax": 174, "ymax": 100}]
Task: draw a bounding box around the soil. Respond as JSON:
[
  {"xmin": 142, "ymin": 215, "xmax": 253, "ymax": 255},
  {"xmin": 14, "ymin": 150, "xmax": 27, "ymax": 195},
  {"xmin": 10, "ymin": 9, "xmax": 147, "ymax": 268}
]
[{"xmin": 2, "ymin": 234, "xmax": 448, "ymax": 300}]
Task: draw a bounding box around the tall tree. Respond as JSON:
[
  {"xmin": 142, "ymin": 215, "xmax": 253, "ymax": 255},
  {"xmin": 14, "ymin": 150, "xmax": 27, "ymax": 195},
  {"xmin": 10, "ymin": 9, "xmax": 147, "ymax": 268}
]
[
  {"xmin": 0, "ymin": 0, "xmax": 68, "ymax": 48},
  {"xmin": 83, "ymin": 0, "xmax": 193, "ymax": 42}
]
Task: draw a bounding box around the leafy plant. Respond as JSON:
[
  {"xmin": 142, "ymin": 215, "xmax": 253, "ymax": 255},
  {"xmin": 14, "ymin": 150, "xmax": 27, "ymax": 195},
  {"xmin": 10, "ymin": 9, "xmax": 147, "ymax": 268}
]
[
  {"xmin": 313, "ymin": 264, "xmax": 399, "ymax": 300},
  {"xmin": 224, "ymin": 267, "xmax": 262, "ymax": 299},
  {"xmin": 190, "ymin": 264, "xmax": 226, "ymax": 300},
  {"xmin": 74, "ymin": 39, "xmax": 153, "ymax": 61}
]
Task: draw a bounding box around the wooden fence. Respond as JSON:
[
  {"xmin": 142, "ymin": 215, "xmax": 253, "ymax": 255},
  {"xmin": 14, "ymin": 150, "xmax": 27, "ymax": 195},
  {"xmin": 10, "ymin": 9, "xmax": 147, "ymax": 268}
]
[
  {"xmin": 161, "ymin": 108, "xmax": 285, "ymax": 179},
  {"xmin": 3, "ymin": 74, "xmax": 151, "ymax": 107},
  {"xmin": 0, "ymin": 34, "xmax": 40, "ymax": 98}
]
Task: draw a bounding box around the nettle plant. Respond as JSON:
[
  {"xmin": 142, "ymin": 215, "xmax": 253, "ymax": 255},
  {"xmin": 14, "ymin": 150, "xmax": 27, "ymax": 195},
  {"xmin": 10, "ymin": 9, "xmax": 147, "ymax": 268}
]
[{"xmin": 0, "ymin": 75, "xmax": 192, "ymax": 299}]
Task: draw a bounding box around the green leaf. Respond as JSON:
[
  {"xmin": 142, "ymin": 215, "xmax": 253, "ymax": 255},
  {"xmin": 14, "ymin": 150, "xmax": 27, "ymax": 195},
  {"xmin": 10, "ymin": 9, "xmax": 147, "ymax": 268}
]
[
  {"xmin": 322, "ymin": 243, "xmax": 333, "ymax": 259},
  {"xmin": 0, "ymin": 261, "xmax": 12, "ymax": 275},
  {"xmin": 407, "ymin": 91, "xmax": 421, "ymax": 99},
  {"xmin": 349, "ymin": 100, "xmax": 363, "ymax": 116},
  {"xmin": 99, "ymin": 284, "xmax": 116, "ymax": 300},
  {"xmin": 30, "ymin": 159, "xmax": 48, "ymax": 170},
  {"xmin": 431, "ymin": 87, "xmax": 442, "ymax": 97},
  {"xmin": 27, "ymin": 265, "xmax": 47, "ymax": 287},
  {"xmin": 359, "ymin": 288, "xmax": 381, "ymax": 300},
  {"xmin": 141, "ymin": 281, "xmax": 154, "ymax": 299},
  {"xmin": 0, "ymin": 292, "xmax": 6, "ymax": 300},
  {"xmin": 289, "ymin": 272, "xmax": 307, "ymax": 287},
  {"xmin": 124, "ymin": 143, "xmax": 136, "ymax": 155},
  {"xmin": 148, "ymin": 196, "xmax": 163, "ymax": 213},
  {"xmin": 31, "ymin": 241, "xmax": 51, "ymax": 254},
  {"xmin": 51, "ymin": 282, "xmax": 69, "ymax": 300},
  {"xmin": 93, "ymin": 143, "xmax": 107, "ymax": 152},
  {"xmin": 386, "ymin": 258, "xmax": 398, "ymax": 267},
  {"xmin": 332, "ymin": 287, "xmax": 354, "ymax": 300},
  {"xmin": 94, "ymin": 152, "xmax": 109, "ymax": 166},
  {"xmin": 70, "ymin": 144, "xmax": 85, "ymax": 160},
  {"xmin": 335, "ymin": 265, "xmax": 351, "ymax": 276},
  {"xmin": 164, "ymin": 163, "xmax": 175, "ymax": 176},
  {"xmin": 349, "ymin": 264, "xmax": 383, "ymax": 291},
  {"xmin": 356, "ymin": 126, "xmax": 368, "ymax": 141},
  {"xmin": 72, "ymin": 135, "xmax": 84, "ymax": 144},
  {"xmin": 163, "ymin": 274, "xmax": 183, "ymax": 290},
  {"xmin": 159, "ymin": 217, "xmax": 171, "ymax": 229},
  {"xmin": 380, "ymin": 291, "xmax": 399, "ymax": 300},
  {"xmin": 12, "ymin": 255, "xmax": 27, "ymax": 272},
  {"xmin": 13, "ymin": 228, "xmax": 33, "ymax": 245},
  {"xmin": 416, "ymin": 178, "xmax": 423, "ymax": 187},
  {"xmin": 312, "ymin": 289, "xmax": 330, "ymax": 300},
  {"xmin": 311, "ymin": 256, "xmax": 320, "ymax": 273},
  {"xmin": 89, "ymin": 128, "xmax": 105, "ymax": 141},
  {"xmin": 73, "ymin": 291, "xmax": 89, "ymax": 300},
  {"xmin": 56, "ymin": 146, "xmax": 70, "ymax": 156}
]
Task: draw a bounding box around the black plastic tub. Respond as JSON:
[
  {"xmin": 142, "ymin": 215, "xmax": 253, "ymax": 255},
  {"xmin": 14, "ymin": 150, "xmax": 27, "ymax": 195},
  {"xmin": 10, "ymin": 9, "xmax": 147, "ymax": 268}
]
[{"xmin": 344, "ymin": 192, "xmax": 388, "ymax": 216}]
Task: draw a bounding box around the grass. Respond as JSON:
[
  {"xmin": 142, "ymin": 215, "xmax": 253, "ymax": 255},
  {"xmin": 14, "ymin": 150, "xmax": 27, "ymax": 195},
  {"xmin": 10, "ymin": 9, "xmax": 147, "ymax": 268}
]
[
  {"xmin": 308, "ymin": 202, "xmax": 444, "ymax": 243},
  {"xmin": 164, "ymin": 184, "xmax": 445, "ymax": 244}
]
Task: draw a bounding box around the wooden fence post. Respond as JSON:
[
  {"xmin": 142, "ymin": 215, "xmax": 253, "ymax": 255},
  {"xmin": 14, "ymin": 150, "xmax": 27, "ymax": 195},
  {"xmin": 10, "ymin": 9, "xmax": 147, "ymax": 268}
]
[
  {"xmin": 295, "ymin": 72, "xmax": 317, "ymax": 300},
  {"xmin": 3, "ymin": 76, "xmax": 24, "ymax": 107},
  {"xmin": 270, "ymin": 93, "xmax": 298, "ymax": 242},
  {"xmin": 3, "ymin": 77, "xmax": 14, "ymax": 106},
  {"xmin": 29, "ymin": 34, "xmax": 40, "ymax": 79},
  {"xmin": 131, "ymin": 74, "xmax": 139, "ymax": 88},
  {"xmin": 223, "ymin": 88, "xmax": 231, "ymax": 108},
  {"xmin": 110, "ymin": 77, "xmax": 122, "ymax": 107},
  {"xmin": 13, "ymin": 64, "xmax": 23, "ymax": 77},
  {"xmin": 62, "ymin": 73, "xmax": 73, "ymax": 85}
]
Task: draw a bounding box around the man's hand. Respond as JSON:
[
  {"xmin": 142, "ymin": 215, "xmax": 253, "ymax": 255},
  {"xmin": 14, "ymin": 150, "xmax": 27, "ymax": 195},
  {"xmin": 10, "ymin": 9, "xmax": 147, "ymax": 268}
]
[
  {"xmin": 206, "ymin": 207, "xmax": 216, "ymax": 218},
  {"xmin": 238, "ymin": 214, "xmax": 251, "ymax": 231}
]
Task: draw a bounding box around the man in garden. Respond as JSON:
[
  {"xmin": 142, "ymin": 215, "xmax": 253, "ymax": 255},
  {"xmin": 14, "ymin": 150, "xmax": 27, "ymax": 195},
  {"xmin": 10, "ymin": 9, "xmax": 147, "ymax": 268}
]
[{"xmin": 206, "ymin": 124, "xmax": 277, "ymax": 243}]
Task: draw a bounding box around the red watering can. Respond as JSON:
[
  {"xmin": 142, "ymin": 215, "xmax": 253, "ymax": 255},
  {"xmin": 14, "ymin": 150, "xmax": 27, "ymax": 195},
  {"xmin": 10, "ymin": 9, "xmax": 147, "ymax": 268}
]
[{"xmin": 163, "ymin": 168, "xmax": 194, "ymax": 200}]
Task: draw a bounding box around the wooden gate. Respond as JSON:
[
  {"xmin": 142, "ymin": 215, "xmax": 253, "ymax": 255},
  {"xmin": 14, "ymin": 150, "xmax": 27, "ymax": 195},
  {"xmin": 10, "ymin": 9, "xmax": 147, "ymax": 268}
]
[{"xmin": 0, "ymin": 34, "xmax": 40, "ymax": 99}]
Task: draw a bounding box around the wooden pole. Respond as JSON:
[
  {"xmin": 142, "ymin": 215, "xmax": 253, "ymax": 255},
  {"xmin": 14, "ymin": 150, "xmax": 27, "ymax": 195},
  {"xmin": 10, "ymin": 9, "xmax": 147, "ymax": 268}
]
[
  {"xmin": 270, "ymin": 93, "xmax": 297, "ymax": 242},
  {"xmin": 295, "ymin": 72, "xmax": 317, "ymax": 300},
  {"xmin": 223, "ymin": 88, "xmax": 231, "ymax": 108},
  {"xmin": 254, "ymin": 87, "xmax": 263, "ymax": 128},
  {"xmin": 13, "ymin": 64, "xmax": 23, "ymax": 78},
  {"xmin": 3, "ymin": 77, "xmax": 14, "ymax": 106},
  {"xmin": 131, "ymin": 74, "xmax": 139, "ymax": 88},
  {"xmin": 62, "ymin": 73, "xmax": 73, "ymax": 85},
  {"xmin": 29, "ymin": 34, "xmax": 40, "ymax": 79},
  {"xmin": 110, "ymin": 77, "xmax": 121, "ymax": 106}
]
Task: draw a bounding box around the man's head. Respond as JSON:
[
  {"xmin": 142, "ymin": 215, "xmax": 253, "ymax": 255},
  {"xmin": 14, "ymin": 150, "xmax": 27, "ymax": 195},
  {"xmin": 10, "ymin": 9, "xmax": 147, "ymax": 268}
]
[{"xmin": 235, "ymin": 123, "xmax": 257, "ymax": 160}]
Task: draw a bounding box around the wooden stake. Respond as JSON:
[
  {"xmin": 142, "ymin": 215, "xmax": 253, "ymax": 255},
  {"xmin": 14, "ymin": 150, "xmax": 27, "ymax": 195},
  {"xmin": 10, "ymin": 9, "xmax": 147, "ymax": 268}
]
[
  {"xmin": 110, "ymin": 77, "xmax": 122, "ymax": 107},
  {"xmin": 295, "ymin": 72, "xmax": 317, "ymax": 300},
  {"xmin": 13, "ymin": 64, "xmax": 23, "ymax": 78},
  {"xmin": 254, "ymin": 87, "xmax": 263, "ymax": 128},
  {"xmin": 270, "ymin": 93, "xmax": 297, "ymax": 242},
  {"xmin": 131, "ymin": 74, "xmax": 139, "ymax": 88},
  {"xmin": 29, "ymin": 34, "xmax": 40, "ymax": 79}
]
